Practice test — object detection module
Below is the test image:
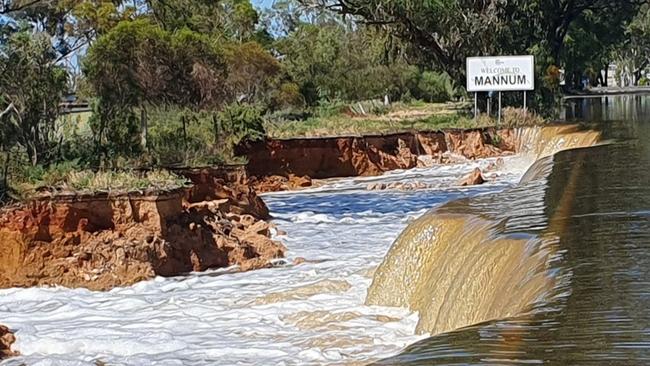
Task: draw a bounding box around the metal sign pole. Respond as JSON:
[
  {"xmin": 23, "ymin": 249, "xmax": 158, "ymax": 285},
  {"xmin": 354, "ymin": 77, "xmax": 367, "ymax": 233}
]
[
  {"xmin": 498, "ymin": 91, "xmax": 502, "ymax": 126},
  {"xmin": 523, "ymin": 90, "xmax": 527, "ymax": 123},
  {"xmin": 474, "ymin": 92, "xmax": 478, "ymax": 121}
]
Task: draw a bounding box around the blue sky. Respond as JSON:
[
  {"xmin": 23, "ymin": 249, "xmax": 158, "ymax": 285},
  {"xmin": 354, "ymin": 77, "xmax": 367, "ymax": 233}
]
[{"xmin": 252, "ymin": 0, "xmax": 274, "ymax": 9}]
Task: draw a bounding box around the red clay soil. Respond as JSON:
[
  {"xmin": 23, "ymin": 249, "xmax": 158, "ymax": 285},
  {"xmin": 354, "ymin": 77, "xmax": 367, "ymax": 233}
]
[
  {"xmin": 0, "ymin": 168, "xmax": 284, "ymax": 291},
  {"xmin": 239, "ymin": 128, "xmax": 516, "ymax": 192},
  {"xmin": 0, "ymin": 325, "xmax": 17, "ymax": 359}
]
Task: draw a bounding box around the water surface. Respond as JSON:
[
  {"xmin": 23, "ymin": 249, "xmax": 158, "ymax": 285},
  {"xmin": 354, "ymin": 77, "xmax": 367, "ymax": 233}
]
[{"xmin": 376, "ymin": 94, "xmax": 650, "ymax": 365}]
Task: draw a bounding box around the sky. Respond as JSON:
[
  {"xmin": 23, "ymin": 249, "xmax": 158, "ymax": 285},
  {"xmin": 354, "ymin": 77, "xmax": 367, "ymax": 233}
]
[{"xmin": 253, "ymin": 0, "xmax": 275, "ymax": 10}]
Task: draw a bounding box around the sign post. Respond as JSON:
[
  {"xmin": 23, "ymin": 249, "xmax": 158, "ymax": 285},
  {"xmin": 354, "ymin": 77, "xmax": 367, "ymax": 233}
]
[
  {"xmin": 466, "ymin": 55, "xmax": 534, "ymax": 124},
  {"xmin": 523, "ymin": 90, "xmax": 527, "ymax": 122},
  {"xmin": 498, "ymin": 91, "xmax": 502, "ymax": 126}
]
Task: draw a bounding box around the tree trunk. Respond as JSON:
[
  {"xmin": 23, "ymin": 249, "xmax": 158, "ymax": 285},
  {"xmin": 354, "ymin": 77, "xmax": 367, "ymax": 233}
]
[
  {"xmin": 140, "ymin": 107, "xmax": 148, "ymax": 151},
  {"xmin": 181, "ymin": 114, "xmax": 187, "ymax": 149},
  {"xmin": 212, "ymin": 113, "xmax": 220, "ymax": 146}
]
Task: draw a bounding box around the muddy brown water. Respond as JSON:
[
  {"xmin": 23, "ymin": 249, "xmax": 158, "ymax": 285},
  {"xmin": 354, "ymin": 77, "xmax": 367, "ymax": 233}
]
[{"xmin": 373, "ymin": 94, "xmax": 650, "ymax": 365}]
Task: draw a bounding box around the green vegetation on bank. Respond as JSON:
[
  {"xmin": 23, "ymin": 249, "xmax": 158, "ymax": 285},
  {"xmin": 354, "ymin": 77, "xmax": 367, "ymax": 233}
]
[
  {"xmin": 0, "ymin": 0, "xmax": 648, "ymax": 202},
  {"xmin": 13, "ymin": 165, "xmax": 188, "ymax": 200},
  {"xmin": 266, "ymin": 103, "xmax": 545, "ymax": 138}
]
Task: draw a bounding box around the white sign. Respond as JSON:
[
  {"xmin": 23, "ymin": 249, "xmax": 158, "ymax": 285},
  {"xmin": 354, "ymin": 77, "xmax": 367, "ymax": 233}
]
[{"xmin": 466, "ymin": 55, "xmax": 534, "ymax": 92}]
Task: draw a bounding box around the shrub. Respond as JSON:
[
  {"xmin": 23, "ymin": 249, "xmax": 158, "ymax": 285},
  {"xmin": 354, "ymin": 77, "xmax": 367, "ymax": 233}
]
[{"xmin": 415, "ymin": 71, "xmax": 457, "ymax": 103}]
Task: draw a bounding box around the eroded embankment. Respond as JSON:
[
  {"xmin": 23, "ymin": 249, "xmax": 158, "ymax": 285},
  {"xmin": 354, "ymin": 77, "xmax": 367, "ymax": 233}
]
[
  {"xmin": 0, "ymin": 167, "xmax": 284, "ymax": 292},
  {"xmin": 366, "ymin": 125, "xmax": 602, "ymax": 335},
  {"xmin": 238, "ymin": 128, "xmax": 517, "ymax": 192}
]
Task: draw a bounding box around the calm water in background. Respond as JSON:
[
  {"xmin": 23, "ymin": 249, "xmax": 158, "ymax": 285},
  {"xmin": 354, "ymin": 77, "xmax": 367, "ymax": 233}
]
[{"xmin": 376, "ymin": 94, "xmax": 650, "ymax": 365}]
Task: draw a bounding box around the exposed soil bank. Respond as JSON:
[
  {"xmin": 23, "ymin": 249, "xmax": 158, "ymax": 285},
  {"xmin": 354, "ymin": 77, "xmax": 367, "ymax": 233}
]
[
  {"xmin": 0, "ymin": 167, "xmax": 284, "ymax": 291},
  {"xmin": 0, "ymin": 325, "xmax": 16, "ymax": 359},
  {"xmin": 238, "ymin": 128, "xmax": 516, "ymax": 192}
]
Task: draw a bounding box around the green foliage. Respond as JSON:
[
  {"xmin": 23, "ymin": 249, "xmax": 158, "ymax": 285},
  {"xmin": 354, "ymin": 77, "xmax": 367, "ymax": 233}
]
[
  {"xmin": 146, "ymin": 107, "xmax": 223, "ymax": 166},
  {"xmin": 224, "ymin": 41, "xmax": 282, "ymax": 104},
  {"xmin": 83, "ymin": 19, "xmax": 229, "ymax": 163},
  {"xmin": 145, "ymin": 104, "xmax": 264, "ymax": 167},
  {"xmin": 275, "ymin": 20, "xmax": 459, "ymax": 106},
  {"xmin": 415, "ymin": 72, "xmax": 457, "ymax": 103},
  {"xmin": 613, "ymin": 5, "xmax": 650, "ymax": 86},
  {"xmin": 0, "ymin": 31, "xmax": 68, "ymax": 166},
  {"xmin": 14, "ymin": 163, "xmax": 188, "ymax": 198},
  {"xmin": 219, "ymin": 103, "xmax": 266, "ymax": 142},
  {"xmin": 84, "ymin": 19, "xmax": 227, "ymax": 109},
  {"xmin": 148, "ymin": 0, "xmax": 260, "ymax": 41}
]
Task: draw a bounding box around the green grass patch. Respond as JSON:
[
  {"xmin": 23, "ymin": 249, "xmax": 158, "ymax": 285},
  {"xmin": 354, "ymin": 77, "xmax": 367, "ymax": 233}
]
[
  {"xmin": 265, "ymin": 102, "xmax": 545, "ymax": 138},
  {"xmin": 12, "ymin": 162, "xmax": 188, "ymax": 199}
]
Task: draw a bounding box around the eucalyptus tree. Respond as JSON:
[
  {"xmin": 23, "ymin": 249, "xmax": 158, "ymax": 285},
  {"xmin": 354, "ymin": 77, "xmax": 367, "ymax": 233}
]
[
  {"xmin": 613, "ymin": 4, "xmax": 650, "ymax": 85},
  {"xmin": 300, "ymin": 0, "xmax": 644, "ymax": 89},
  {"xmin": 0, "ymin": 31, "xmax": 68, "ymax": 165}
]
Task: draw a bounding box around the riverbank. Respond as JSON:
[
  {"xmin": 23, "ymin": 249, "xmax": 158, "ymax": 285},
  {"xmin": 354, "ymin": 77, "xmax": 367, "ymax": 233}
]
[
  {"xmin": 0, "ymin": 167, "xmax": 284, "ymax": 291},
  {"xmin": 240, "ymin": 127, "xmax": 517, "ymax": 192},
  {"xmin": 0, "ymin": 122, "xmax": 605, "ymax": 364},
  {"xmin": 0, "ymin": 123, "xmax": 528, "ymax": 292}
]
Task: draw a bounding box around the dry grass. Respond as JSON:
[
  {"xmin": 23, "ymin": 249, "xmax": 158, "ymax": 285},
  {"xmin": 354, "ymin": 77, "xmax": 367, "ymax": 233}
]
[
  {"xmin": 15, "ymin": 168, "xmax": 189, "ymax": 198},
  {"xmin": 265, "ymin": 102, "xmax": 545, "ymax": 139}
]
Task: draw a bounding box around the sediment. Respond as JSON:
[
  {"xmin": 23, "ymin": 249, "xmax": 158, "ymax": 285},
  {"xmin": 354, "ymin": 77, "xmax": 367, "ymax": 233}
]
[
  {"xmin": 0, "ymin": 325, "xmax": 16, "ymax": 359},
  {"xmin": 0, "ymin": 167, "xmax": 284, "ymax": 291},
  {"xmin": 238, "ymin": 128, "xmax": 516, "ymax": 192}
]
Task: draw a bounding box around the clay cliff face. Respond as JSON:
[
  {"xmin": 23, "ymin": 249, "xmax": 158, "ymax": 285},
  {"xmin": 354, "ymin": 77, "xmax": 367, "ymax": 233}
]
[
  {"xmin": 0, "ymin": 325, "xmax": 16, "ymax": 359},
  {"xmin": 239, "ymin": 129, "xmax": 516, "ymax": 189},
  {"xmin": 0, "ymin": 168, "xmax": 284, "ymax": 291},
  {"xmin": 178, "ymin": 166, "xmax": 270, "ymax": 218}
]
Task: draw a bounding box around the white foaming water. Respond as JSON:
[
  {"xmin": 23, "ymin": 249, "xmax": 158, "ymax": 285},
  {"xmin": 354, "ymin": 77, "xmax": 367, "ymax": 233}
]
[{"xmin": 0, "ymin": 156, "xmax": 526, "ymax": 366}]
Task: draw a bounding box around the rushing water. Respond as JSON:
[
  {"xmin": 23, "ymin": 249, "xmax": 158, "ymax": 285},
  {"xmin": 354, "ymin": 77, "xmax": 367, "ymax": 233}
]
[
  {"xmin": 376, "ymin": 94, "xmax": 650, "ymax": 365},
  {"xmin": 1, "ymin": 94, "xmax": 646, "ymax": 365},
  {"xmin": 0, "ymin": 152, "xmax": 522, "ymax": 365}
]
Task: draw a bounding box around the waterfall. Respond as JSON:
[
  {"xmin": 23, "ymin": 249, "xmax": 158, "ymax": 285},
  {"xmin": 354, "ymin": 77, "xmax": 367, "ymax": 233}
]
[{"xmin": 366, "ymin": 124, "xmax": 602, "ymax": 335}]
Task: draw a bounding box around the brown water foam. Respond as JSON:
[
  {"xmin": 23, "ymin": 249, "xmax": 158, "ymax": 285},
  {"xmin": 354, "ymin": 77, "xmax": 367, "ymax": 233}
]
[{"xmin": 366, "ymin": 125, "xmax": 601, "ymax": 336}]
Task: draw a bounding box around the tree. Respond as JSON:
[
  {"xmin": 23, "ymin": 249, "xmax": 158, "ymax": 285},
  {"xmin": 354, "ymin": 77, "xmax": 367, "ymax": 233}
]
[
  {"xmin": 224, "ymin": 41, "xmax": 282, "ymax": 104},
  {"xmin": 276, "ymin": 21, "xmax": 404, "ymax": 103},
  {"xmin": 613, "ymin": 4, "xmax": 650, "ymax": 85},
  {"xmin": 83, "ymin": 19, "xmax": 228, "ymax": 158},
  {"xmin": 301, "ymin": 0, "xmax": 643, "ymax": 91},
  {"xmin": 0, "ymin": 31, "xmax": 68, "ymax": 165},
  {"xmin": 147, "ymin": 0, "xmax": 262, "ymax": 41}
]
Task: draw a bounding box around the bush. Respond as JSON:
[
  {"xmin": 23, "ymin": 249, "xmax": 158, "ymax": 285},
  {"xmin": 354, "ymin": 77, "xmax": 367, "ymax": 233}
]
[
  {"xmin": 146, "ymin": 107, "xmax": 222, "ymax": 167},
  {"xmin": 415, "ymin": 71, "xmax": 457, "ymax": 103},
  {"xmin": 219, "ymin": 103, "xmax": 266, "ymax": 142}
]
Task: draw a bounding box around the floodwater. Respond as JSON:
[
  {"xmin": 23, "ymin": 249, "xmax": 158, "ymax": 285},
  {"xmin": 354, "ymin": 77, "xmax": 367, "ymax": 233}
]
[
  {"xmin": 376, "ymin": 94, "xmax": 650, "ymax": 365},
  {"xmin": 0, "ymin": 94, "xmax": 646, "ymax": 365},
  {"xmin": 0, "ymin": 147, "xmax": 525, "ymax": 365}
]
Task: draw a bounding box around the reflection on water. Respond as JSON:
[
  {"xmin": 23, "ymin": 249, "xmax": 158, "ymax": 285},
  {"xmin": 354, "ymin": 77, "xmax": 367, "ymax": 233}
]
[{"xmin": 375, "ymin": 94, "xmax": 650, "ymax": 365}]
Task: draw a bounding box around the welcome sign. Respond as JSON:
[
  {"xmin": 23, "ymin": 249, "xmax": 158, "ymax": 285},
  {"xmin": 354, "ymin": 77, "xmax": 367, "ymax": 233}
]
[{"xmin": 466, "ymin": 55, "xmax": 534, "ymax": 92}]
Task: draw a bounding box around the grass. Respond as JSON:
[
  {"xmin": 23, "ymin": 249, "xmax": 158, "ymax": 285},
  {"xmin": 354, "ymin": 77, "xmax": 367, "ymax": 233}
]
[
  {"xmin": 265, "ymin": 102, "xmax": 546, "ymax": 139},
  {"xmin": 13, "ymin": 165, "xmax": 189, "ymax": 199}
]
